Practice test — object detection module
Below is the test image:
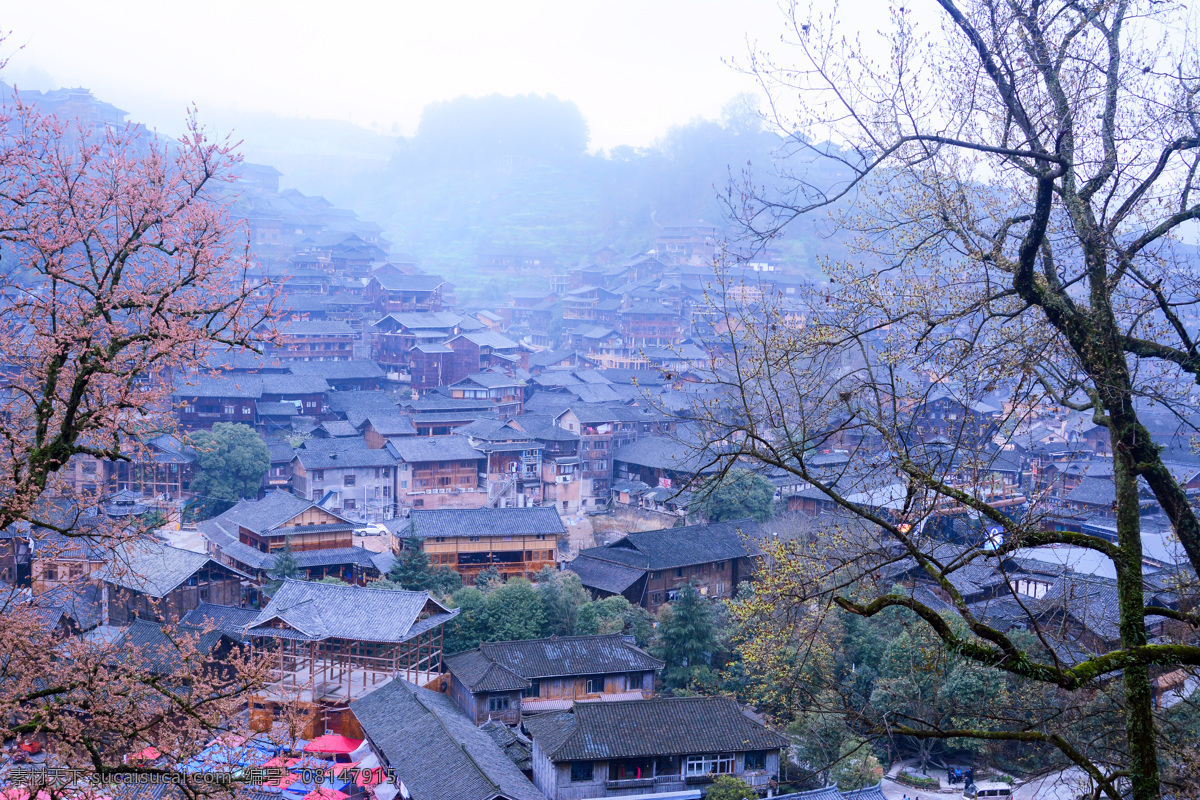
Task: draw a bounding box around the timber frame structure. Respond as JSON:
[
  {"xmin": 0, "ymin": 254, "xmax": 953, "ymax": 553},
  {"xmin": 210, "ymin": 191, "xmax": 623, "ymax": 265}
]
[{"xmin": 243, "ymin": 579, "xmax": 457, "ymax": 735}]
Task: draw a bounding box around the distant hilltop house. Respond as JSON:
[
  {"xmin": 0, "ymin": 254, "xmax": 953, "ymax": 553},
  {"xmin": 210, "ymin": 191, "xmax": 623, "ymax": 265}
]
[
  {"xmin": 265, "ymin": 319, "xmax": 357, "ymax": 362},
  {"xmin": 365, "ymin": 272, "xmax": 447, "ymax": 315}
]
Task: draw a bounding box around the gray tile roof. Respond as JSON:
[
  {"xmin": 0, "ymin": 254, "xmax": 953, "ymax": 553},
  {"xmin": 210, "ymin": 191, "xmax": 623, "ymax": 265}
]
[
  {"xmin": 361, "ymin": 415, "xmax": 417, "ymax": 437},
  {"xmin": 247, "ymin": 579, "xmax": 456, "ymax": 643},
  {"xmin": 179, "ymin": 602, "xmax": 260, "ymax": 638},
  {"xmin": 113, "ymin": 618, "xmax": 228, "ymax": 675},
  {"xmin": 773, "ymin": 788, "xmax": 844, "ymax": 800},
  {"xmin": 478, "ymin": 720, "xmax": 531, "ymax": 772},
  {"xmin": 578, "ymin": 519, "xmax": 762, "ymax": 571},
  {"xmin": 205, "ymin": 490, "xmax": 353, "ymax": 535},
  {"xmin": 398, "ymin": 507, "xmax": 565, "ymax": 540},
  {"xmin": 565, "ymin": 555, "xmax": 646, "ymax": 595},
  {"xmin": 290, "ymin": 546, "xmax": 380, "ymax": 569},
  {"xmin": 445, "ymin": 649, "xmax": 530, "ymax": 692},
  {"xmin": 315, "ymin": 420, "xmax": 361, "ymax": 438},
  {"xmin": 289, "ymin": 360, "xmax": 385, "ymax": 380},
  {"xmin": 840, "ymin": 783, "xmax": 887, "ymax": 800},
  {"xmin": 452, "ymin": 332, "xmax": 520, "ymax": 350},
  {"xmin": 350, "ymin": 679, "xmax": 543, "ymax": 800},
  {"xmin": 389, "ymin": 435, "xmax": 484, "ymax": 464},
  {"xmin": 326, "ymin": 391, "xmax": 402, "ymax": 422},
  {"xmin": 522, "ymin": 696, "xmax": 789, "ymax": 761},
  {"xmin": 1064, "ymin": 476, "xmax": 1117, "ymax": 507},
  {"xmin": 612, "ymin": 434, "xmax": 716, "ymax": 474},
  {"xmin": 101, "ymin": 539, "xmax": 239, "ymax": 598},
  {"xmin": 453, "ymin": 372, "xmax": 525, "ymax": 389},
  {"xmin": 173, "ymin": 374, "xmax": 263, "ymax": 399},
  {"xmin": 281, "ymin": 320, "xmax": 356, "ymax": 336},
  {"xmin": 294, "ymin": 437, "xmax": 400, "ymax": 469},
  {"xmin": 450, "ymin": 635, "xmax": 662, "ymax": 688},
  {"xmin": 259, "ymin": 374, "xmax": 330, "ymax": 396},
  {"xmin": 372, "ymin": 273, "xmax": 447, "ymax": 293}
]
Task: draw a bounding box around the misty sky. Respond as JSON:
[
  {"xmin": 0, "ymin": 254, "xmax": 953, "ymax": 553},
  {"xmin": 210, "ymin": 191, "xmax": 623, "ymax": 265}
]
[{"xmin": 2, "ymin": 0, "xmax": 899, "ymax": 150}]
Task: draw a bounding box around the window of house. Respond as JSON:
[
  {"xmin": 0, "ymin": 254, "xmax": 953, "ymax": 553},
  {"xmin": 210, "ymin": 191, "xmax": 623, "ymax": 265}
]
[
  {"xmin": 313, "ymin": 470, "xmax": 324, "ymax": 481},
  {"xmin": 675, "ymin": 568, "xmax": 684, "ymax": 577},
  {"xmin": 744, "ymin": 751, "xmax": 767, "ymax": 770},
  {"xmin": 585, "ymin": 675, "xmax": 605, "ymax": 694},
  {"xmin": 413, "ymin": 499, "xmax": 424, "ymax": 508},
  {"xmin": 383, "ymin": 486, "xmax": 390, "ymax": 498},
  {"xmin": 344, "ymin": 474, "xmax": 356, "ymax": 487},
  {"xmin": 223, "ymin": 404, "xmax": 235, "ymax": 415},
  {"xmin": 626, "ymin": 673, "xmax": 643, "ymax": 692},
  {"xmin": 242, "ymin": 406, "xmax": 252, "ymax": 415},
  {"xmin": 488, "ymin": 695, "xmax": 510, "ymax": 712},
  {"xmin": 344, "ymin": 499, "xmax": 356, "ymax": 510},
  {"xmin": 570, "ymin": 762, "xmax": 594, "ymax": 782},
  {"xmin": 469, "ymin": 536, "xmax": 480, "ymax": 542},
  {"xmin": 44, "ymin": 565, "xmax": 58, "ymax": 581},
  {"xmin": 522, "ymin": 680, "xmax": 540, "ymax": 699},
  {"xmin": 686, "ymin": 754, "xmax": 734, "ymax": 776}
]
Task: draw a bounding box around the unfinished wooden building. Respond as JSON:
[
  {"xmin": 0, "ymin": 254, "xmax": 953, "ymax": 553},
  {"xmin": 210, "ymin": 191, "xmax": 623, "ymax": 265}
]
[{"xmin": 245, "ymin": 579, "xmax": 458, "ymax": 738}]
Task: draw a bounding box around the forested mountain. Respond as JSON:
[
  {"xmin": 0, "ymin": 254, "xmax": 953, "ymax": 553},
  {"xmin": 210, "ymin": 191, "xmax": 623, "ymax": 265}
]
[{"xmin": 351, "ymin": 94, "xmax": 851, "ymax": 276}]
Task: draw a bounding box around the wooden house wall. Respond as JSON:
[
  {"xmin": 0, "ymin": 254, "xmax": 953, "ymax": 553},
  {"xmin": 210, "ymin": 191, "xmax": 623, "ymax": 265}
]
[{"xmin": 107, "ymin": 576, "xmax": 241, "ymax": 625}]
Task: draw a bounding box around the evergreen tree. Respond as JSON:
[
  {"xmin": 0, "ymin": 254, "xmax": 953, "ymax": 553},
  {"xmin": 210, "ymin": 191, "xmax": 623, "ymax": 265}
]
[
  {"xmin": 474, "ymin": 565, "xmax": 501, "ymax": 590},
  {"xmin": 265, "ymin": 538, "xmax": 300, "ymax": 596},
  {"xmin": 389, "ymin": 536, "xmax": 433, "ymax": 589},
  {"xmin": 655, "ymin": 582, "xmax": 715, "ymax": 690}
]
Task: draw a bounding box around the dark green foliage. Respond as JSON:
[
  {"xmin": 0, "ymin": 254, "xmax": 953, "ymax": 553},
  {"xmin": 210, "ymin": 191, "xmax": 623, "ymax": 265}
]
[
  {"xmin": 474, "ymin": 565, "xmax": 501, "ymax": 589},
  {"xmin": 478, "ymin": 578, "xmax": 546, "ymax": 642},
  {"xmin": 705, "ymin": 775, "xmax": 758, "ymax": 800},
  {"xmin": 576, "ymin": 595, "xmax": 654, "ymax": 647},
  {"xmin": 264, "ymin": 539, "xmax": 300, "ymax": 596},
  {"xmin": 655, "ymin": 582, "xmax": 715, "ymax": 690},
  {"xmin": 537, "ymin": 566, "xmax": 591, "ymax": 637},
  {"xmin": 188, "ymin": 423, "xmax": 270, "ymax": 518},
  {"xmin": 444, "ymin": 587, "xmax": 487, "ymax": 653},
  {"xmin": 138, "ymin": 510, "xmax": 168, "ymax": 532},
  {"xmin": 389, "ymin": 536, "xmax": 461, "ymax": 595},
  {"xmin": 443, "ymin": 568, "xmax": 665, "ymax": 653},
  {"xmin": 699, "ymin": 468, "xmax": 775, "ymax": 523}
]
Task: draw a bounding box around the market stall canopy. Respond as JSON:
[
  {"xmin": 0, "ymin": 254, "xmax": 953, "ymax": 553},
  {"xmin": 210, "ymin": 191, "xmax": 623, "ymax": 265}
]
[{"xmin": 304, "ymin": 735, "xmax": 363, "ymax": 755}]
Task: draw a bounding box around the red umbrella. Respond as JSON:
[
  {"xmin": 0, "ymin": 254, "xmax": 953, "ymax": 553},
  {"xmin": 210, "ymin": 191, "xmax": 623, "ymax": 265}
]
[
  {"xmin": 329, "ymin": 762, "xmax": 360, "ymax": 779},
  {"xmin": 303, "ymin": 735, "xmax": 362, "ymax": 755},
  {"xmin": 127, "ymin": 746, "xmax": 161, "ymax": 764},
  {"xmin": 304, "ymin": 790, "xmax": 348, "ymax": 800}
]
